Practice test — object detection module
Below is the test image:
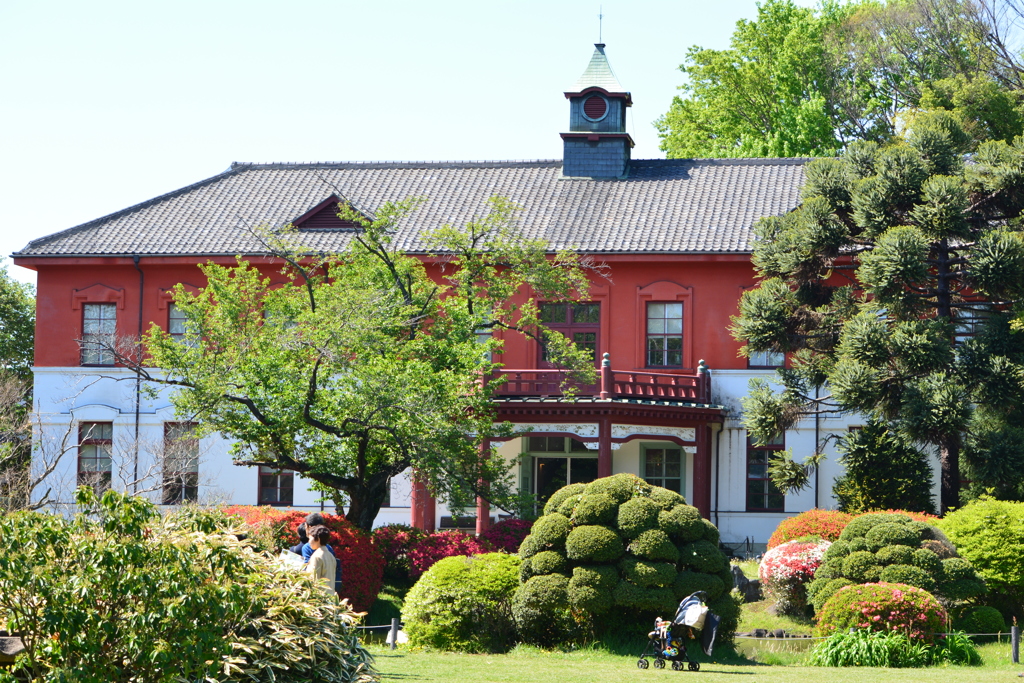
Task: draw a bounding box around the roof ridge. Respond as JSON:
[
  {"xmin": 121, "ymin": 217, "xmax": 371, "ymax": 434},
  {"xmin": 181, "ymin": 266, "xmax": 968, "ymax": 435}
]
[
  {"xmin": 631, "ymin": 157, "xmax": 813, "ymax": 166},
  {"xmin": 13, "ymin": 166, "xmax": 244, "ymax": 255},
  {"xmin": 229, "ymin": 159, "xmax": 563, "ymax": 170}
]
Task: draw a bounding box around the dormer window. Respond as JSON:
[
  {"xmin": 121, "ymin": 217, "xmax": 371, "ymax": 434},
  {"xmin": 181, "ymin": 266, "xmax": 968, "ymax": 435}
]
[{"xmin": 582, "ymin": 94, "xmax": 608, "ymax": 121}]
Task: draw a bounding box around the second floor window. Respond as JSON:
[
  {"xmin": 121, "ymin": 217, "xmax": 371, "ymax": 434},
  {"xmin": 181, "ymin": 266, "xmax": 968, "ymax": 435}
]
[
  {"xmin": 78, "ymin": 422, "xmax": 113, "ymax": 494},
  {"xmin": 748, "ymin": 349, "xmax": 784, "ymax": 368},
  {"xmin": 81, "ymin": 303, "xmax": 116, "ymax": 365},
  {"xmin": 539, "ymin": 302, "xmax": 600, "ymax": 365},
  {"xmin": 646, "ymin": 302, "xmax": 683, "ymax": 367},
  {"xmin": 168, "ymin": 304, "xmax": 192, "ymax": 345},
  {"xmin": 163, "ymin": 422, "xmax": 199, "ymax": 504}
]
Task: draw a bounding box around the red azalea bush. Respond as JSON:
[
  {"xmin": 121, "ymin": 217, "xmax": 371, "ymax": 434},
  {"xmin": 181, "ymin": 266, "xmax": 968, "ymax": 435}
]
[
  {"xmin": 759, "ymin": 539, "xmax": 831, "ymax": 615},
  {"xmin": 816, "ymin": 582, "xmax": 949, "ymax": 642},
  {"xmin": 479, "ymin": 518, "xmax": 533, "ymax": 553},
  {"xmin": 408, "ymin": 530, "xmax": 488, "ymax": 579},
  {"xmin": 223, "ymin": 506, "xmax": 385, "ymax": 613},
  {"xmin": 768, "ymin": 509, "xmax": 852, "ymax": 549},
  {"xmin": 373, "ymin": 523, "xmax": 429, "ymax": 582}
]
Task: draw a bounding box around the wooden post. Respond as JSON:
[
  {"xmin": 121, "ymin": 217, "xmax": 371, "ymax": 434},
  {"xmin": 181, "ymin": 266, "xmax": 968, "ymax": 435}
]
[
  {"xmin": 599, "ymin": 353, "xmax": 612, "ymax": 399},
  {"xmin": 598, "ymin": 417, "xmax": 612, "ymax": 478},
  {"xmin": 410, "ymin": 477, "xmax": 436, "ymax": 531},
  {"xmin": 476, "ymin": 439, "xmax": 492, "ymax": 535},
  {"xmin": 389, "ymin": 618, "xmax": 400, "ymax": 650},
  {"xmin": 692, "ymin": 424, "xmax": 712, "ymax": 520},
  {"xmin": 1012, "ymin": 624, "xmax": 1020, "ymax": 664}
]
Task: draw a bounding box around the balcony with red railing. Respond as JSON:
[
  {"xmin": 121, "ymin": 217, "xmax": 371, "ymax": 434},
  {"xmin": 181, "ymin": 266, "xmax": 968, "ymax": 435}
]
[{"xmin": 492, "ymin": 353, "xmax": 712, "ymax": 404}]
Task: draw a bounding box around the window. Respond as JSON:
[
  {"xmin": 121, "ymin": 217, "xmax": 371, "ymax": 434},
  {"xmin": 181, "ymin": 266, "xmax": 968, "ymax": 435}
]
[
  {"xmin": 539, "ymin": 302, "xmax": 600, "ymax": 365},
  {"xmin": 78, "ymin": 422, "xmax": 113, "ymax": 494},
  {"xmin": 646, "ymin": 302, "xmax": 683, "ymax": 367},
  {"xmin": 168, "ymin": 304, "xmax": 192, "ymax": 345},
  {"xmin": 954, "ymin": 303, "xmax": 990, "ymax": 345},
  {"xmin": 748, "ymin": 349, "xmax": 784, "ymax": 368},
  {"xmin": 523, "ymin": 436, "xmax": 598, "ymax": 507},
  {"xmin": 81, "ymin": 303, "xmax": 116, "ymax": 365},
  {"xmin": 162, "ymin": 422, "xmax": 198, "ymax": 504},
  {"xmin": 746, "ymin": 433, "xmax": 785, "ymax": 512},
  {"xmin": 643, "ymin": 444, "xmax": 683, "ymax": 493},
  {"xmin": 258, "ymin": 465, "xmax": 294, "ymax": 506}
]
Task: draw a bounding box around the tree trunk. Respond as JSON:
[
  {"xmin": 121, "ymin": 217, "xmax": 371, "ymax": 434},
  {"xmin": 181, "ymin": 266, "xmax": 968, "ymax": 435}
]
[
  {"xmin": 939, "ymin": 435, "xmax": 961, "ymax": 516},
  {"xmin": 337, "ymin": 474, "xmax": 392, "ymax": 532}
]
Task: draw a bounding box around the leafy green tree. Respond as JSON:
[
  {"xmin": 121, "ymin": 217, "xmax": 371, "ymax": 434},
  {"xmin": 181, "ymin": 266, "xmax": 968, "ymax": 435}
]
[
  {"xmin": 0, "ymin": 266, "xmax": 34, "ymax": 382},
  {"xmin": 656, "ymin": 0, "xmax": 1024, "ymax": 158},
  {"xmin": 118, "ymin": 197, "xmax": 598, "ymax": 530},
  {"xmin": 732, "ymin": 112, "xmax": 1024, "ymax": 514}
]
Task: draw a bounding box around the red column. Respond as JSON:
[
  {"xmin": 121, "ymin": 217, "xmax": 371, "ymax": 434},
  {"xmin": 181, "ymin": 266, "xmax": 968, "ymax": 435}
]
[
  {"xmin": 410, "ymin": 476, "xmax": 436, "ymax": 531},
  {"xmin": 598, "ymin": 417, "xmax": 612, "ymax": 478},
  {"xmin": 692, "ymin": 424, "xmax": 712, "ymax": 519},
  {"xmin": 475, "ymin": 439, "xmax": 491, "ymax": 535}
]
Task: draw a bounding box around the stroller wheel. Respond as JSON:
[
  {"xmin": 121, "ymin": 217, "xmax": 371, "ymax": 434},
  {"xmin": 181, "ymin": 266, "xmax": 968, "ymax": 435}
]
[
  {"xmin": 671, "ymin": 660, "xmax": 683, "ymax": 671},
  {"xmin": 654, "ymin": 658, "xmax": 665, "ymax": 669},
  {"xmin": 636, "ymin": 659, "xmax": 649, "ymax": 669},
  {"xmin": 688, "ymin": 661, "xmax": 700, "ymax": 671}
]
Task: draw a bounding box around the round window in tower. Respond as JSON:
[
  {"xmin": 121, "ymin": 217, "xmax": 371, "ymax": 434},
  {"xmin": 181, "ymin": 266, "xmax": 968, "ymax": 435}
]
[{"xmin": 582, "ymin": 94, "xmax": 608, "ymax": 121}]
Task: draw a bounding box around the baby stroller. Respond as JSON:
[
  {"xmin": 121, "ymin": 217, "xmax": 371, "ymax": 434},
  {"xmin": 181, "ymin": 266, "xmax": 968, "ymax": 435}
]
[{"xmin": 636, "ymin": 591, "xmax": 720, "ymax": 672}]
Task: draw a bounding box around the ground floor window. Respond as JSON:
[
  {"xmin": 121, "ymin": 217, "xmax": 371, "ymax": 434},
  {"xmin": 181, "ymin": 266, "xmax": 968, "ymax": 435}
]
[
  {"xmin": 78, "ymin": 422, "xmax": 113, "ymax": 494},
  {"xmin": 258, "ymin": 466, "xmax": 294, "ymax": 506},
  {"xmin": 162, "ymin": 422, "xmax": 199, "ymax": 504},
  {"xmin": 642, "ymin": 443, "xmax": 684, "ymax": 493},
  {"xmin": 746, "ymin": 433, "xmax": 785, "ymax": 512},
  {"xmin": 521, "ymin": 436, "xmax": 598, "ymax": 507}
]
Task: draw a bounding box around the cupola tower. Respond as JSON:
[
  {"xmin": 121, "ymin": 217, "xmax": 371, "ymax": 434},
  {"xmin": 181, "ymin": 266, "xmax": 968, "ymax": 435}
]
[{"xmin": 561, "ymin": 44, "xmax": 634, "ymax": 178}]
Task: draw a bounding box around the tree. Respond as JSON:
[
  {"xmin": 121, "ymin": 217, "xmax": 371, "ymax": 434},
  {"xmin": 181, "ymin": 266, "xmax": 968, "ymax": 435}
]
[
  {"xmin": 0, "ymin": 266, "xmax": 34, "ymax": 382},
  {"xmin": 655, "ymin": 0, "xmax": 1024, "ymax": 158},
  {"xmin": 115, "ymin": 196, "xmax": 601, "ymax": 530},
  {"xmin": 731, "ymin": 111, "xmax": 1024, "ymax": 514}
]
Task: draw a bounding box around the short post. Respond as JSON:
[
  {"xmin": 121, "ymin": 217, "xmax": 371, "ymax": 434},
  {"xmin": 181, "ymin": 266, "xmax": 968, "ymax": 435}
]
[
  {"xmin": 389, "ymin": 618, "xmax": 400, "ymax": 650},
  {"xmin": 599, "ymin": 353, "xmax": 612, "ymax": 399},
  {"xmin": 1012, "ymin": 624, "xmax": 1020, "ymax": 664}
]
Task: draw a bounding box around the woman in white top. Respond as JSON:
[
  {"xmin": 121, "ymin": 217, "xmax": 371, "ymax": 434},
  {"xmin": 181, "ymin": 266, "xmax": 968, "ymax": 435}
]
[{"xmin": 304, "ymin": 524, "xmax": 338, "ymax": 594}]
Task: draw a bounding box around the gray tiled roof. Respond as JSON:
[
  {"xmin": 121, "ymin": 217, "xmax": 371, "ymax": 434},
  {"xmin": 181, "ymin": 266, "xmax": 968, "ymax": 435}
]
[
  {"xmin": 14, "ymin": 158, "xmax": 808, "ymax": 258},
  {"xmin": 569, "ymin": 44, "xmax": 628, "ymax": 94}
]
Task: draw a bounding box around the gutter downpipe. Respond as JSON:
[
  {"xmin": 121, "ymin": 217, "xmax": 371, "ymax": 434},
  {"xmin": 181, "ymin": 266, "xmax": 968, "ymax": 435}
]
[
  {"xmin": 814, "ymin": 385, "xmax": 820, "ymax": 509},
  {"xmin": 714, "ymin": 424, "xmax": 722, "ymax": 529},
  {"xmin": 132, "ymin": 255, "xmax": 144, "ymax": 494}
]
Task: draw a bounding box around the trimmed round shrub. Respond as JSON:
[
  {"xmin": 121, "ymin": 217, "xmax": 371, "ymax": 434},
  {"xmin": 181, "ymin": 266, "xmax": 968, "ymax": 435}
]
[
  {"xmin": 805, "ymin": 511, "xmax": 985, "ymax": 610},
  {"xmin": 408, "ymin": 530, "xmax": 488, "ymax": 579},
  {"xmin": 768, "ymin": 509, "xmax": 853, "ymax": 549},
  {"xmin": 808, "ymin": 577, "xmax": 854, "ymax": 612},
  {"xmin": 816, "ymin": 582, "xmax": 949, "ymax": 642},
  {"xmin": 940, "ymin": 497, "xmax": 1024, "ymax": 620},
  {"xmin": 544, "ymin": 483, "xmax": 586, "ymax": 515},
  {"xmin": 566, "ymin": 525, "xmax": 624, "ymax": 563},
  {"xmin": 758, "ymin": 539, "xmax": 831, "ymax": 616},
  {"xmin": 403, "ymin": 553, "xmax": 521, "ymax": 652},
  {"xmin": 512, "ymin": 573, "xmax": 574, "ymax": 646},
  {"xmin": 954, "ymin": 605, "xmax": 1007, "ymax": 637},
  {"xmin": 513, "ymin": 473, "xmax": 732, "ymax": 645},
  {"xmin": 224, "ymin": 505, "xmax": 384, "ymax": 612},
  {"xmin": 618, "ymin": 497, "xmax": 660, "ymax": 539},
  {"xmin": 660, "ymin": 504, "xmax": 703, "ymax": 541},
  {"xmin": 531, "ymin": 550, "xmax": 568, "ymax": 575},
  {"xmin": 479, "ymin": 518, "xmax": 533, "ymax": 553}
]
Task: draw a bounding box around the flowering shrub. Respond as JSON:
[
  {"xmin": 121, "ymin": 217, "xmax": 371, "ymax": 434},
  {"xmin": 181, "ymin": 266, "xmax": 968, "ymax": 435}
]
[
  {"xmin": 373, "ymin": 523, "xmax": 428, "ymax": 583},
  {"xmin": 758, "ymin": 539, "xmax": 831, "ymax": 615},
  {"xmin": 767, "ymin": 509, "xmax": 852, "ymax": 549},
  {"xmin": 408, "ymin": 530, "xmax": 488, "ymax": 578},
  {"xmin": 816, "ymin": 582, "xmax": 949, "ymax": 642},
  {"xmin": 855, "ymin": 509, "xmax": 940, "ymax": 524},
  {"xmin": 223, "ymin": 506, "xmax": 384, "ymax": 612},
  {"xmin": 479, "ymin": 518, "xmax": 533, "ymax": 553}
]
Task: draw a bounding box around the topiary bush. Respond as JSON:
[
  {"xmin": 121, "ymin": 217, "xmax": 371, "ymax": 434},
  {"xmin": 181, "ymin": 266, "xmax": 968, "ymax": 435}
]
[
  {"xmin": 479, "ymin": 518, "xmax": 533, "ymax": 553},
  {"xmin": 816, "ymin": 582, "xmax": 949, "ymax": 642},
  {"xmin": 768, "ymin": 509, "xmax": 853, "ymax": 549},
  {"xmin": 806, "ymin": 511, "xmax": 985, "ymax": 612},
  {"xmin": 223, "ymin": 506, "xmax": 385, "ymax": 613},
  {"xmin": 0, "ymin": 489, "xmax": 375, "ymax": 683},
  {"xmin": 940, "ymin": 497, "xmax": 1024, "ymax": 621},
  {"xmin": 407, "ymin": 530, "xmax": 488, "ymax": 579},
  {"xmin": 758, "ymin": 539, "xmax": 831, "ymax": 616},
  {"xmin": 402, "ymin": 553, "xmax": 521, "ymax": 652},
  {"xmin": 512, "ymin": 473, "xmax": 732, "ymax": 645},
  {"xmin": 953, "ymin": 605, "xmax": 1007, "ymax": 639}
]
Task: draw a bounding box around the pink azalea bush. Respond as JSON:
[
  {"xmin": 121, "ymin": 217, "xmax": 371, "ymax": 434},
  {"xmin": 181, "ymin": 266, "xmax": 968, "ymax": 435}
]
[
  {"xmin": 479, "ymin": 518, "xmax": 533, "ymax": 553},
  {"xmin": 408, "ymin": 530, "xmax": 488, "ymax": 579},
  {"xmin": 758, "ymin": 538, "xmax": 831, "ymax": 615},
  {"xmin": 816, "ymin": 582, "xmax": 949, "ymax": 642}
]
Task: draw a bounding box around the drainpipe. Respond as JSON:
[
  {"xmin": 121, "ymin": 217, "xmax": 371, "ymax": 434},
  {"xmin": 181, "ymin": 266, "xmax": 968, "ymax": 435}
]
[
  {"xmin": 132, "ymin": 256, "xmax": 144, "ymax": 494},
  {"xmin": 814, "ymin": 385, "xmax": 820, "ymax": 509},
  {"xmin": 714, "ymin": 424, "xmax": 722, "ymax": 529}
]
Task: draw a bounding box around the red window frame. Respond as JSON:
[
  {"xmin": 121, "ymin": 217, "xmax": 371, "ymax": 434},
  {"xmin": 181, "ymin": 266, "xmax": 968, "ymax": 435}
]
[
  {"xmin": 538, "ymin": 302, "xmax": 600, "ymax": 367},
  {"xmin": 258, "ymin": 465, "xmax": 294, "ymax": 506}
]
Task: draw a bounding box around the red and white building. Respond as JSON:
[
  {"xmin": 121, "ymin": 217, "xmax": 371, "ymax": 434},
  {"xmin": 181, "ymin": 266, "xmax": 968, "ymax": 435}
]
[{"xmin": 13, "ymin": 45, "xmax": 891, "ymax": 549}]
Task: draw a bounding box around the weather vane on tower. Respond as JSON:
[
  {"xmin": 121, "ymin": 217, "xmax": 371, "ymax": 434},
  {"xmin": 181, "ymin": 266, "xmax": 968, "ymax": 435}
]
[{"xmin": 599, "ymin": 6, "xmax": 604, "ymax": 43}]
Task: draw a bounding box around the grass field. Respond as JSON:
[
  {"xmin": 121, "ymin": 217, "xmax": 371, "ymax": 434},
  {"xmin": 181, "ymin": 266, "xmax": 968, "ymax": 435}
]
[{"xmin": 367, "ymin": 641, "xmax": 1021, "ymax": 683}]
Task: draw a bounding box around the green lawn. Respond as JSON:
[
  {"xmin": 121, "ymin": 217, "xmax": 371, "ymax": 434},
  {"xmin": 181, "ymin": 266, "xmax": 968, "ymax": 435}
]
[{"xmin": 367, "ymin": 643, "xmax": 1021, "ymax": 683}]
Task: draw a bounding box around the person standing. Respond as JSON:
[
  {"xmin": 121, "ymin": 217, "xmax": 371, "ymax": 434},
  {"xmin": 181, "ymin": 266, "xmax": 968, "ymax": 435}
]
[{"xmin": 304, "ymin": 525, "xmax": 338, "ymax": 594}]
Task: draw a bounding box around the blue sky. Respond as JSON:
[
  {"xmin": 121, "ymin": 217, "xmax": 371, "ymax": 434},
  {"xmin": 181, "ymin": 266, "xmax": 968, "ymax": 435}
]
[{"xmin": 0, "ymin": 0, "xmax": 814, "ymax": 286}]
